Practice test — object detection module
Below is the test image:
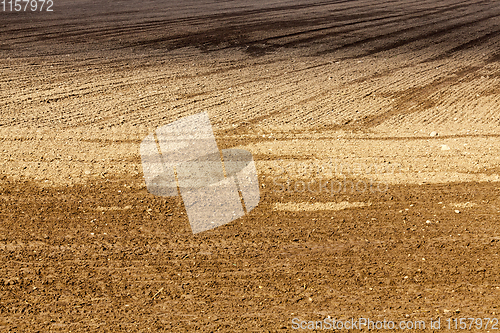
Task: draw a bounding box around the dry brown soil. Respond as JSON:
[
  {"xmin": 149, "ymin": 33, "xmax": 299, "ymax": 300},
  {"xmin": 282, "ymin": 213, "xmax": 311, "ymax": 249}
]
[{"xmin": 1, "ymin": 0, "xmax": 500, "ymax": 331}]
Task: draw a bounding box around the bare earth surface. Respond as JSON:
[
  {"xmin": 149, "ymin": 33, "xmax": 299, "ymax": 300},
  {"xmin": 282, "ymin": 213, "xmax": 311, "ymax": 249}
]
[{"xmin": 1, "ymin": 0, "xmax": 500, "ymax": 331}]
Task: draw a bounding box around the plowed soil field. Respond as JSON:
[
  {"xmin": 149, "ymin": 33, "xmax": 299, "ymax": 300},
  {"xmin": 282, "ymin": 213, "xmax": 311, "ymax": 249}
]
[{"xmin": 1, "ymin": 0, "xmax": 500, "ymax": 331}]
